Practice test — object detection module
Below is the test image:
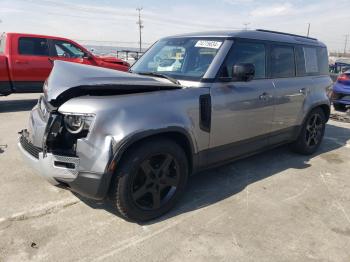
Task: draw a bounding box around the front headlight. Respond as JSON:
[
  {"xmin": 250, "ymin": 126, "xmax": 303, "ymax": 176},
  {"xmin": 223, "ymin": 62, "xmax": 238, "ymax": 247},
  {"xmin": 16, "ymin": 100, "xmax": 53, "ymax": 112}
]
[{"xmin": 63, "ymin": 114, "xmax": 94, "ymax": 134}]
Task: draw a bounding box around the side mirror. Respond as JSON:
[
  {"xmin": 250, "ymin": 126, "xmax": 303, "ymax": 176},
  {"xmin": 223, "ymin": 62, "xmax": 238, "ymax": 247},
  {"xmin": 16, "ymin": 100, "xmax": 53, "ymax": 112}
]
[{"xmin": 232, "ymin": 63, "xmax": 255, "ymax": 82}]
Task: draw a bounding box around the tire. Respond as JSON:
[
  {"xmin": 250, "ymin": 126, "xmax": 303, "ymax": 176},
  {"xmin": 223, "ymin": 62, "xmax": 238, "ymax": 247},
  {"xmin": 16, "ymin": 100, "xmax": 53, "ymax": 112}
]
[
  {"xmin": 333, "ymin": 103, "xmax": 347, "ymax": 112},
  {"xmin": 110, "ymin": 138, "xmax": 189, "ymax": 222},
  {"xmin": 290, "ymin": 108, "xmax": 326, "ymax": 155}
]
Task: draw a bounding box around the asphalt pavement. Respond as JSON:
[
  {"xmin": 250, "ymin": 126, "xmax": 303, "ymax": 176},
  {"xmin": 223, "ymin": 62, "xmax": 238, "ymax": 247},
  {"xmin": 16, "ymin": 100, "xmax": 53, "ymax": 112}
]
[{"xmin": 1, "ymin": 94, "xmax": 350, "ymax": 262}]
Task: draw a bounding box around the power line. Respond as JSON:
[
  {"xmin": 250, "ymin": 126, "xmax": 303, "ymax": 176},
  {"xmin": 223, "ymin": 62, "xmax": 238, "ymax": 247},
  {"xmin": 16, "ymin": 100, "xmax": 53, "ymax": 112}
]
[{"xmin": 136, "ymin": 7, "xmax": 143, "ymax": 53}]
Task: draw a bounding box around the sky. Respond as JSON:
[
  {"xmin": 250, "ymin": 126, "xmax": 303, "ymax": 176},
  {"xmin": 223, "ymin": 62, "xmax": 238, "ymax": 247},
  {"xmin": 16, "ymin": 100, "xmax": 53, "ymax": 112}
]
[{"xmin": 0, "ymin": 0, "xmax": 349, "ymax": 52}]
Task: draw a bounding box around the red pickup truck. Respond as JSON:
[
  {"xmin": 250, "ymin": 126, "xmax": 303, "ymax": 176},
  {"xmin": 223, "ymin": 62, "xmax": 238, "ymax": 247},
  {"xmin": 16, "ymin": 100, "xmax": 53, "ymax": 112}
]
[{"xmin": 0, "ymin": 33, "xmax": 130, "ymax": 95}]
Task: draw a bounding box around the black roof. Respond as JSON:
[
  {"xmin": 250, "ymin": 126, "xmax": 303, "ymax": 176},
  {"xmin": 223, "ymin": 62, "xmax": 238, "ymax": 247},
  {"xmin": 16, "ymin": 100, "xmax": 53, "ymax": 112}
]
[{"xmin": 165, "ymin": 29, "xmax": 326, "ymax": 47}]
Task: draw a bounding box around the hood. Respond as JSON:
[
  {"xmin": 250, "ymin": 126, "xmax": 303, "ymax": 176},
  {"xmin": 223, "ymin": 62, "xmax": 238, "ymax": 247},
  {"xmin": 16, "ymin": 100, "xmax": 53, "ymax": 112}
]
[
  {"xmin": 45, "ymin": 60, "xmax": 181, "ymax": 107},
  {"xmin": 95, "ymin": 56, "xmax": 129, "ymax": 66}
]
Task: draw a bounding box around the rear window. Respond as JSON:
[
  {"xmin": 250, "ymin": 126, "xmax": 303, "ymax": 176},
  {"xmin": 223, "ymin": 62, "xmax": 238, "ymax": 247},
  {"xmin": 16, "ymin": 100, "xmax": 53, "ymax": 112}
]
[
  {"xmin": 18, "ymin": 37, "xmax": 49, "ymax": 56},
  {"xmin": 270, "ymin": 45, "xmax": 295, "ymax": 78}
]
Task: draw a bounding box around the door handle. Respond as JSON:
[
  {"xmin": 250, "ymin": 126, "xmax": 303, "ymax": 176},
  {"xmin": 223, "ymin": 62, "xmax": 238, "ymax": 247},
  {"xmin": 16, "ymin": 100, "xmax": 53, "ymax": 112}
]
[{"xmin": 15, "ymin": 60, "xmax": 29, "ymax": 64}]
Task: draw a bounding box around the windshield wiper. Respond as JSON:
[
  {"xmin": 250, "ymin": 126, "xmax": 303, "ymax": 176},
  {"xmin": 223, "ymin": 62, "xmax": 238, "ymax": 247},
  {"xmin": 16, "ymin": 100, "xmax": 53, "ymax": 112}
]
[{"xmin": 136, "ymin": 72, "xmax": 181, "ymax": 85}]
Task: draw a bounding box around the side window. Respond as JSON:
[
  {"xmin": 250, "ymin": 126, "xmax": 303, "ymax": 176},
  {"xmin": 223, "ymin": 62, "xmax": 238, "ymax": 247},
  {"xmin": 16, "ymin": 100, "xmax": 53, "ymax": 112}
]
[
  {"xmin": 52, "ymin": 40, "xmax": 85, "ymax": 58},
  {"xmin": 270, "ymin": 45, "xmax": 295, "ymax": 78},
  {"xmin": 317, "ymin": 47, "xmax": 329, "ymax": 75},
  {"xmin": 18, "ymin": 37, "xmax": 49, "ymax": 56},
  {"xmin": 296, "ymin": 46, "xmax": 324, "ymax": 76},
  {"xmin": 295, "ymin": 46, "xmax": 306, "ymax": 76},
  {"xmin": 303, "ymin": 47, "xmax": 318, "ymax": 74},
  {"xmin": 221, "ymin": 42, "xmax": 266, "ymax": 79}
]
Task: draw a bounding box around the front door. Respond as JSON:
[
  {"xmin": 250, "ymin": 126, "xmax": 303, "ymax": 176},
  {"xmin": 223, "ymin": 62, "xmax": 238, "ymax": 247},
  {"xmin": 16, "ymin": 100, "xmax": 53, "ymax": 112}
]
[{"xmin": 208, "ymin": 40, "xmax": 275, "ymax": 166}]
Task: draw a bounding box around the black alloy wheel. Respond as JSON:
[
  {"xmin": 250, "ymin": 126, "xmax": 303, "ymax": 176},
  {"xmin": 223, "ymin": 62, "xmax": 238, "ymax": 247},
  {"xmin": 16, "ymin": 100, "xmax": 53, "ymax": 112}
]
[
  {"xmin": 111, "ymin": 138, "xmax": 188, "ymax": 222},
  {"xmin": 305, "ymin": 113, "xmax": 324, "ymax": 147},
  {"xmin": 131, "ymin": 153, "xmax": 180, "ymax": 210},
  {"xmin": 290, "ymin": 108, "xmax": 326, "ymax": 155}
]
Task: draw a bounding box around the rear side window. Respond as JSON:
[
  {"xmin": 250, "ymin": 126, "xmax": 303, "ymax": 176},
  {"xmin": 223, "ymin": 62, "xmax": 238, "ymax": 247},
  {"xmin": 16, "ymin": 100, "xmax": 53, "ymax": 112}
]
[
  {"xmin": 270, "ymin": 45, "xmax": 295, "ymax": 78},
  {"xmin": 221, "ymin": 41, "xmax": 266, "ymax": 79},
  {"xmin": 296, "ymin": 46, "xmax": 328, "ymax": 76},
  {"xmin": 303, "ymin": 47, "xmax": 318, "ymax": 74},
  {"xmin": 317, "ymin": 47, "xmax": 329, "ymax": 75},
  {"xmin": 295, "ymin": 46, "xmax": 306, "ymax": 76},
  {"xmin": 18, "ymin": 37, "xmax": 49, "ymax": 56}
]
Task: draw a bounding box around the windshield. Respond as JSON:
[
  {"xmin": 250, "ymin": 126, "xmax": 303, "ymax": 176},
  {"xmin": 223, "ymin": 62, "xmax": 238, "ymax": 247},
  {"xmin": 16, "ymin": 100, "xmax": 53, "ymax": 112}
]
[{"xmin": 131, "ymin": 37, "xmax": 224, "ymax": 81}]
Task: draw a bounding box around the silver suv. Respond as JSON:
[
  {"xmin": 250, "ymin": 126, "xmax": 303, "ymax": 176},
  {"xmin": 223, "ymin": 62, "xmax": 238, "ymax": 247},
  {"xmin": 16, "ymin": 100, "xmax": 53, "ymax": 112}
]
[{"xmin": 18, "ymin": 30, "xmax": 332, "ymax": 221}]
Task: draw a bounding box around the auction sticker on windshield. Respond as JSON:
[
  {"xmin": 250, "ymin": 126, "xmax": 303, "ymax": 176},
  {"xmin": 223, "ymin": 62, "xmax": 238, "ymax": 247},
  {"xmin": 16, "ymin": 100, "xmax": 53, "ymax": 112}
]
[{"xmin": 195, "ymin": 40, "xmax": 222, "ymax": 49}]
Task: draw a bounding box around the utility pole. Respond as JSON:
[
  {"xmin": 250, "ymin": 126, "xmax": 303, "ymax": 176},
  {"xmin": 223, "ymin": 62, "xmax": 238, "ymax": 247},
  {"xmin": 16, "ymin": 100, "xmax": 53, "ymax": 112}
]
[
  {"xmin": 307, "ymin": 23, "xmax": 310, "ymax": 37},
  {"xmin": 136, "ymin": 7, "xmax": 143, "ymax": 53},
  {"xmin": 344, "ymin": 34, "xmax": 349, "ymax": 55}
]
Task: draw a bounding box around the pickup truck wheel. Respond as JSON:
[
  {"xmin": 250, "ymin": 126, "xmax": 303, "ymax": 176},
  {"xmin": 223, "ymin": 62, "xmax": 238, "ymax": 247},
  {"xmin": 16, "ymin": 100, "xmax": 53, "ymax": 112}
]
[
  {"xmin": 111, "ymin": 138, "xmax": 188, "ymax": 222},
  {"xmin": 290, "ymin": 108, "xmax": 326, "ymax": 155}
]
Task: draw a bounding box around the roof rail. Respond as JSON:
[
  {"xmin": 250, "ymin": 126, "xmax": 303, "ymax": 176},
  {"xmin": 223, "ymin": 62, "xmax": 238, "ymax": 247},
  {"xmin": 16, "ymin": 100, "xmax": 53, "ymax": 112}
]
[{"xmin": 256, "ymin": 29, "xmax": 317, "ymax": 41}]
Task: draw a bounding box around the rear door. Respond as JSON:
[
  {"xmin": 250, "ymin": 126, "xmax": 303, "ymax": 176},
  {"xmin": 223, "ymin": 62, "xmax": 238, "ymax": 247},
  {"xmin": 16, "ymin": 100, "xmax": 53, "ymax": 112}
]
[
  {"xmin": 269, "ymin": 44, "xmax": 311, "ymax": 143},
  {"xmin": 208, "ymin": 40, "xmax": 275, "ymax": 165},
  {"xmin": 11, "ymin": 36, "xmax": 52, "ymax": 92}
]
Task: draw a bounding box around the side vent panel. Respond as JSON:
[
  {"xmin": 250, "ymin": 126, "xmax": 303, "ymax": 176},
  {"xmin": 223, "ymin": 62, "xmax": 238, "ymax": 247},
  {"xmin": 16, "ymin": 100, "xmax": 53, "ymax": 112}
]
[{"xmin": 199, "ymin": 94, "xmax": 211, "ymax": 132}]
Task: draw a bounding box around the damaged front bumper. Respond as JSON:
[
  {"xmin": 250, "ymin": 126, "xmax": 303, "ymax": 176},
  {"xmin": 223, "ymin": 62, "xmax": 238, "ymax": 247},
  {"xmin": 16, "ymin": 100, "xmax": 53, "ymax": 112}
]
[
  {"xmin": 18, "ymin": 130, "xmax": 113, "ymax": 200},
  {"xmin": 18, "ymin": 135, "xmax": 79, "ymax": 185}
]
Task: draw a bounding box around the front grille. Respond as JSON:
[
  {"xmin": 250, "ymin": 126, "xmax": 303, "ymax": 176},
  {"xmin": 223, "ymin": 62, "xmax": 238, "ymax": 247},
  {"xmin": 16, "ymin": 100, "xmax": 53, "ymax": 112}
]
[{"xmin": 20, "ymin": 135, "xmax": 42, "ymax": 159}]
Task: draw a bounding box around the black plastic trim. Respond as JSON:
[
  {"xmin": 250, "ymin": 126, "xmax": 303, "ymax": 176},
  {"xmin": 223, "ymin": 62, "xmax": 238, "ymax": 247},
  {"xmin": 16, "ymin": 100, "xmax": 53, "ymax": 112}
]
[
  {"xmin": 65, "ymin": 171, "xmax": 113, "ymax": 200},
  {"xmin": 199, "ymin": 94, "xmax": 211, "ymax": 132},
  {"xmin": 109, "ymin": 127, "xmax": 196, "ymax": 170},
  {"xmin": 256, "ymin": 29, "xmax": 317, "ymax": 41},
  {"xmin": 64, "ymin": 125, "xmax": 304, "ymax": 200},
  {"xmin": 80, "ymin": 127, "xmax": 198, "ymax": 199},
  {"xmin": 197, "ymin": 126, "xmax": 299, "ymax": 170}
]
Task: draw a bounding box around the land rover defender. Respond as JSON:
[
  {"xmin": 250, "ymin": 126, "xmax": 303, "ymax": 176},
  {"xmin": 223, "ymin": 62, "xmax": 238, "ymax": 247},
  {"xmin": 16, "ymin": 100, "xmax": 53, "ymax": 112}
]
[{"xmin": 18, "ymin": 30, "xmax": 332, "ymax": 221}]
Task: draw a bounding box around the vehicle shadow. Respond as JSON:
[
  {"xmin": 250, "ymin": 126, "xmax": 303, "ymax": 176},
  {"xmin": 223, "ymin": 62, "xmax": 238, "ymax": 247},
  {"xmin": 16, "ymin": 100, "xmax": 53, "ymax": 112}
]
[
  {"xmin": 0, "ymin": 99, "xmax": 37, "ymax": 113},
  {"xmin": 75, "ymin": 123, "xmax": 350, "ymax": 224}
]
